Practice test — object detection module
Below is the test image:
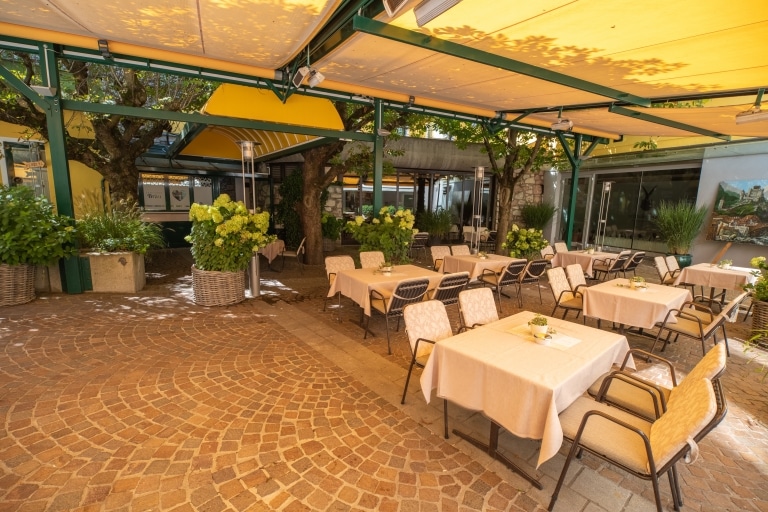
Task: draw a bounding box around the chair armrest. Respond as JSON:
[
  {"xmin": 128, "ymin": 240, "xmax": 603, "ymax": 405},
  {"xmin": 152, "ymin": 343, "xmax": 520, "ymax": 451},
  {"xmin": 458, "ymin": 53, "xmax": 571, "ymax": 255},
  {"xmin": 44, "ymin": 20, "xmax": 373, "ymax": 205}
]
[
  {"xmin": 572, "ymin": 283, "xmax": 588, "ymax": 294},
  {"xmin": 480, "ymin": 268, "xmax": 500, "ymax": 279},
  {"xmin": 556, "ymin": 289, "xmax": 576, "ymax": 304},
  {"xmin": 596, "ymin": 371, "xmax": 667, "ymax": 418},
  {"xmin": 619, "ymin": 348, "xmax": 677, "ymax": 385}
]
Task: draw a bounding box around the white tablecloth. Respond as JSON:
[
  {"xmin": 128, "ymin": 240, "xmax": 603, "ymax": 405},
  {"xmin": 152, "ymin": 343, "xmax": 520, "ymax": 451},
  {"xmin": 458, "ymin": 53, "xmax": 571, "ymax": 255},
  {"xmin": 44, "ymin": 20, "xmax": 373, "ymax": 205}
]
[
  {"xmin": 673, "ymin": 263, "xmax": 756, "ymax": 290},
  {"xmin": 582, "ymin": 278, "xmax": 692, "ymax": 329},
  {"xmin": 551, "ymin": 251, "xmax": 616, "ymax": 277},
  {"xmin": 329, "ymin": 265, "xmax": 443, "ymax": 316},
  {"xmin": 420, "ymin": 311, "xmax": 631, "ymax": 467},
  {"xmin": 442, "ymin": 254, "xmax": 521, "ymax": 281},
  {"xmin": 258, "ymin": 239, "xmax": 285, "ymax": 264}
]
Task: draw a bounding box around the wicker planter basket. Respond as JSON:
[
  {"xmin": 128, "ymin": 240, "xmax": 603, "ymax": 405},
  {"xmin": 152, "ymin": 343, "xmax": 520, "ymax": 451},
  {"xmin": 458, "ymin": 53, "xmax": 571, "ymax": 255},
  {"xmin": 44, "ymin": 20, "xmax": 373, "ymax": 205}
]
[
  {"xmin": 751, "ymin": 299, "xmax": 768, "ymax": 348},
  {"xmin": 0, "ymin": 263, "xmax": 36, "ymax": 306},
  {"xmin": 191, "ymin": 265, "xmax": 246, "ymax": 307}
]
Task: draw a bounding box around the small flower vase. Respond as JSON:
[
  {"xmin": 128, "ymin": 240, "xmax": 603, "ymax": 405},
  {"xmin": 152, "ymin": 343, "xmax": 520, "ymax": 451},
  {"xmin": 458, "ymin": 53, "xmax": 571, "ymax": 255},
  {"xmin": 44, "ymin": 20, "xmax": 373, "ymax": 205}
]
[
  {"xmin": 630, "ymin": 280, "xmax": 637, "ymax": 290},
  {"xmin": 530, "ymin": 324, "xmax": 548, "ymax": 336}
]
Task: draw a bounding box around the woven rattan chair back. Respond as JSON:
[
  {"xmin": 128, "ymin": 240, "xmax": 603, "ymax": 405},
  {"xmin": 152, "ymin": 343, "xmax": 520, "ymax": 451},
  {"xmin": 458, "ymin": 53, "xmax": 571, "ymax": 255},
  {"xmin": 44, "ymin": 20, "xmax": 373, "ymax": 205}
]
[
  {"xmin": 622, "ymin": 251, "xmax": 646, "ymax": 277},
  {"xmin": 360, "ymin": 251, "xmax": 385, "ymax": 269},
  {"xmin": 323, "ymin": 255, "xmax": 355, "ymax": 311},
  {"xmin": 458, "ymin": 288, "xmax": 499, "ymax": 330},
  {"xmin": 565, "ymin": 263, "xmax": 588, "ymax": 291},
  {"xmin": 554, "ymin": 242, "xmax": 569, "ymax": 253},
  {"xmin": 450, "ymin": 245, "xmax": 470, "ymax": 256},
  {"xmin": 430, "ymin": 245, "xmax": 452, "ymax": 272},
  {"xmin": 431, "ymin": 272, "xmax": 470, "ymax": 307}
]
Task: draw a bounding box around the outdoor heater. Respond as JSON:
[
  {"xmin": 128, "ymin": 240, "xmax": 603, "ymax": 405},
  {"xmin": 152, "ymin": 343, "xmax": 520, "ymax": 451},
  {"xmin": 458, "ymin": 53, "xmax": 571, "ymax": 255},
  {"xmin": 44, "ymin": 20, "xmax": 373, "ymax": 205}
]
[{"xmin": 470, "ymin": 166, "xmax": 485, "ymax": 254}]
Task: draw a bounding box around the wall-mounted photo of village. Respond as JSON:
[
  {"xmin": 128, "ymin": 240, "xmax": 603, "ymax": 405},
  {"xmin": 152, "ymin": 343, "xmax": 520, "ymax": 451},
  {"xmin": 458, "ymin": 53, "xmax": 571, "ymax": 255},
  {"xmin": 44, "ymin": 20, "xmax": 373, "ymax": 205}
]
[{"xmin": 707, "ymin": 180, "xmax": 768, "ymax": 246}]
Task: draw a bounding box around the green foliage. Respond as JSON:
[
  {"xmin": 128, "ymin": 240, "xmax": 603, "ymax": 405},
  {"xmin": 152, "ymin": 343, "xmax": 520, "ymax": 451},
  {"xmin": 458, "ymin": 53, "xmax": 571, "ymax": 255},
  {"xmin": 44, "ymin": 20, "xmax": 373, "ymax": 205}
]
[
  {"xmin": 744, "ymin": 256, "xmax": 768, "ymax": 302},
  {"xmin": 528, "ymin": 313, "xmax": 548, "ymax": 326},
  {"xmin": 76, "ymin": 197, "xmax": 164, "ymax": 255},
  {"xmin": 520, "ymin": 202, "xmax": 556, "ymax": 230},
  {"xmin": 501, "ymin": 224, "xmax": 549, "ymax": 260},
  {"xmin": 276, "ymin": 172, "xmax": 304, "ymax": 248},
  {"xmin": 321, "ymin": 212, "xmax": 344, "ymax": 240},
  {"xmin": 0, "ymin": 185, "xmax": 78, "ymax": 265},
  {"xmin": 417, "ymin": 207, "xmax": 453, "ymax": 238},
  {"xmin": 185, "ymin": 194, "xmax": 275, "ymax": 272},
  {"xmin": 633, "ymin": 138, "xmax": 658, "ymax": 151},
  {"xmin": 654, "ymin": 201, "xmax": 709, "ymax": 254},
  {"xmin": 345, "ymin": 207, "xmax": 416, "ymax": 264}
]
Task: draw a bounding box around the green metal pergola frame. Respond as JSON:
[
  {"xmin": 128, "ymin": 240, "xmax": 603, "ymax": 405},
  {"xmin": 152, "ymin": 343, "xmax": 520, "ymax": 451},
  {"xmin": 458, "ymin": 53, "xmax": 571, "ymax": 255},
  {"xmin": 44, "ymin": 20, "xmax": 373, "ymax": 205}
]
[{"xmin": 0, "ymin": 31, "xmax": 615, "ymax": 293}]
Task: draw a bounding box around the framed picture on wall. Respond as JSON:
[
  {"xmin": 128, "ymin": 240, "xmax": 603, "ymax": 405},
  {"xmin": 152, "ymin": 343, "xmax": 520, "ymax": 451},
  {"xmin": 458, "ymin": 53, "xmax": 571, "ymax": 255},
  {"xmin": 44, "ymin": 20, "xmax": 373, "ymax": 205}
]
[{"xmin": 707, "ymin": 180, "xmax": 768, "ymax": 245}]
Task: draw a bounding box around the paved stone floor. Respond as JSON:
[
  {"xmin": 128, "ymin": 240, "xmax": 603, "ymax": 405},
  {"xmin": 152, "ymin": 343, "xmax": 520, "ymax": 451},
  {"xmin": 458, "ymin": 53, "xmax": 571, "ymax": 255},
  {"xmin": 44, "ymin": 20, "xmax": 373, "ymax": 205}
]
[{"xmin": 1, "ymin": 247, "xmax": 767, "ymax": 512}]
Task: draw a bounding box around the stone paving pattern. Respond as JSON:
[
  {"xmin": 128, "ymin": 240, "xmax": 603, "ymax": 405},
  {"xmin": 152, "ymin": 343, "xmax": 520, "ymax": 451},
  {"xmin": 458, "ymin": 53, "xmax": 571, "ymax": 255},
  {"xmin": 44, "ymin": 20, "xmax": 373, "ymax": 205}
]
[{"xmin": 1, "ymin": 246, "xmax": 767, "ymax": 512}]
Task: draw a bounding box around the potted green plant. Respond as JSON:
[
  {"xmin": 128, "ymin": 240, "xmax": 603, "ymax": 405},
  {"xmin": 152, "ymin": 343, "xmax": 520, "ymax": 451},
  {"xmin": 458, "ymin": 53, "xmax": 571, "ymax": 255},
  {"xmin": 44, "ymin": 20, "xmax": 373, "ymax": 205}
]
[
  {"xmin": 528, "ymin": 313, "xmax": 549, "ymax": 336},
  {"xmin": 653, "ymin": 200, "xmax": 709, "ymax": 268},
  {"xmin": 321, "ymin": 212, "xmax": 343, "ymax": 252},
  {"xmin": 77, "ymin": 197, "xmax": 165, "ymax": 293},
  {"xmin": 186, "ymin": 194, "xmax": 274, "ymax": 306},
  {"xmin": 345, "ymin": 207, "xmax": 416, "ymax": 264},
  {"xmin": 502, "ymin": 224, "xmax": 549, "ymax": 260},
  {"xmin": 521, "ymin": 202, "xmax": 557, "ymax": 230},
  {"xmin": 744, "ymin": 256, "xmax": 768, "ymax": 346},
  {"xmin": 417, "ymin": 207, "xmax": 452, "ymax": 245},
  {"xmin": 0, "ymin": 185, "xmax": 78, "ymax": 305}
]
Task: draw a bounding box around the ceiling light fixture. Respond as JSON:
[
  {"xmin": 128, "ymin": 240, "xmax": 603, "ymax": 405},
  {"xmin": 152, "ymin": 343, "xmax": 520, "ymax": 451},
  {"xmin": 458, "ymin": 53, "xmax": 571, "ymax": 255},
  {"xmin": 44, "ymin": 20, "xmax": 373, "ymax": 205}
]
[
  {"xmin": 551, "ymin": 118, "xmax": 573, "ymax": 131},
  {"xmin": 414, "ymin": 0, "xmax": 463, "ymax": 27},
  {"xmin": 736, "ymin": 88, "xmax": 766, "ymax": 124},
  {"xmin": 291, "ymin": 66, "xmax": 310, "ymax": 88},
  {"xmin": 307, "ymin": 69, "xmax": 325, "ymax": 88},
  {"xmin": 550, "ymin": 106, "xmax": 573, "ymax": 131},
  {"xmin": 98, "ymin": 39, "xmax": 111, "ymax": 59}
]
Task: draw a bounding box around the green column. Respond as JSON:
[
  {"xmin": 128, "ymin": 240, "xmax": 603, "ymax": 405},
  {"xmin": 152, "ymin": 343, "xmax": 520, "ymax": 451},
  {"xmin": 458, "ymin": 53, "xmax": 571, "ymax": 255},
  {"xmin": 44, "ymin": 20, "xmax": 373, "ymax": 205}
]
[
  {"xmin": 556, "ymin": 133, "xmax": 582, "ymax": 250},
  {"xmin": 39, "ymin": 43, "xmax": 83, "ymax": 293},
  {"xmin": 372, "ymin": 98, "xmax": 384, "ymax": 213}
]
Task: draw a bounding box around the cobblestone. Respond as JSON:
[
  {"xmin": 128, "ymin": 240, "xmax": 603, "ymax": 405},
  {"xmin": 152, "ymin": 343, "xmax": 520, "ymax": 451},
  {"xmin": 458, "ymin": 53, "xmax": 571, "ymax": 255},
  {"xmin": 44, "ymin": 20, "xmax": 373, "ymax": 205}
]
[{"xmin": 0, "ymin": 247, "xmax": 766, "ymax": 511}]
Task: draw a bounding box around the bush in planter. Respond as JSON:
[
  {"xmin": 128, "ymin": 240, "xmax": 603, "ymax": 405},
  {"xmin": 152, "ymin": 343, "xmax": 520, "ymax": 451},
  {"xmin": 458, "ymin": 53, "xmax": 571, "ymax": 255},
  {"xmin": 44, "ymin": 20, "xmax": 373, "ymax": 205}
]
[
  {"xmin": 521, "ymin": 202, "xmax": 556, "ymax": 230},
  {"xmin": 653, "ymin": 200, "xmax": 709, "ymax": 256},
  {"xmin": 417, "ymin": 207, "xmax": 453, "ymax": 243},
  {"xmin": 186, "ymin": 194, "xmax": 275, "ymax": 272},
  {"xmin": 345, "ymin": 207, "xmax": 416, "ymax": 264},
  {"xmin": 0, "ymin": 185, "xmax": 78, "ymax": 265},
  {"xmin": 0, "ymin": 185, "xmax": 77, "ymax": 305},
  {"xmin": 501, "ymin": 224, "xmax": 549, "ymax": 260},
  {"xmin": 77, "ymin": 198, "xmax": 165, "ymax": 255}
]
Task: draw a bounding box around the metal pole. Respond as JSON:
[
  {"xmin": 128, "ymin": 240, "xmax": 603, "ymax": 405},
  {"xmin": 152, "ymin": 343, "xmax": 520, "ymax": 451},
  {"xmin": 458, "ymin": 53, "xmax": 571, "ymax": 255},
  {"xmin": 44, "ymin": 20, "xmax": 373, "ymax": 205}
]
[{"xmin": 249, "ymin": 254, "xmax": 260, "ymax": 297}]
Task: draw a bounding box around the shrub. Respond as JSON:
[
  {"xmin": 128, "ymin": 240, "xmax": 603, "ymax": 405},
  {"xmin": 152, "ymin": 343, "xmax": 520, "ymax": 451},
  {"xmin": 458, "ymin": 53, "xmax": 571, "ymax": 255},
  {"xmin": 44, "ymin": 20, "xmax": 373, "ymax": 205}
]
[
  {"xmin": 521, "ymin": 202, "xmax": 556, "ymax": 230},
  {"xmin": 345, "ymin": 207, "xmax": 416, "ymax": 264},
  {"xmin": 0, "ymin": 185, "xmax": 78, "ymax": 265},
  {"xmin": 502, "ymin": 224, "xmax": 549, "ymax": 260},
  {"xmin": 186, "ymin": 194, "xmax": 275, "ymax": 272},
  {"xmin": 77, "ymin": 198, "xmax": 165, "ymax": 255}
]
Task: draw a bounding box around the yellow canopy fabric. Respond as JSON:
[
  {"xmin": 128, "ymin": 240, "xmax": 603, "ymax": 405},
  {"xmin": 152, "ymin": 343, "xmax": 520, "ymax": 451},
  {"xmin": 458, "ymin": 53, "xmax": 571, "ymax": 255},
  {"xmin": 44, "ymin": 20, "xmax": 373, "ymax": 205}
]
[{"xmin": 179, "ymin": 84, "xmax": 344, "ymax": 160}]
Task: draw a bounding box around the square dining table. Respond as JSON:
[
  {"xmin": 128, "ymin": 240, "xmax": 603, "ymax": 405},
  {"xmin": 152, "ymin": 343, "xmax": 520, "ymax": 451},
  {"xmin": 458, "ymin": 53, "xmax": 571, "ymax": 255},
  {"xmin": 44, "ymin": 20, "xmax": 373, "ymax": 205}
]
[
  {"xmin": 442, "ymin": 254, "xmax": 522, "ymax": 281},
  {"xmin": 551, "ymin": 250, "xmax": 617, "ymax": 278},
  {"xmin": 258, "ymin": 239, "xmax": 285, "ymax": 265},
  {"xmin": 329, "ymin": 264, "xmax": 443, "ymax": 316},
  {"xmin": 673, "ymin": 263, "xmax": 756, "ymax": 290},
  {"xmin": 582, "ymin": 278, "xmax": 692, "ymax": 329},
  {"xmin": 420, "ymin": 311, "xmax": 632, "ymax": 471}
]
